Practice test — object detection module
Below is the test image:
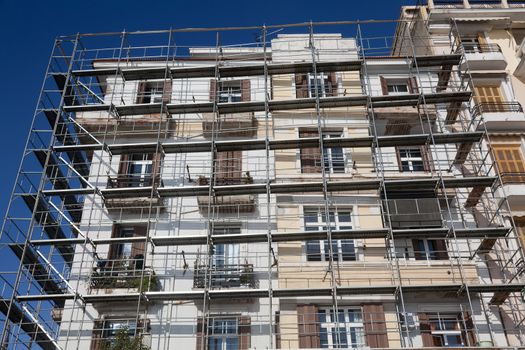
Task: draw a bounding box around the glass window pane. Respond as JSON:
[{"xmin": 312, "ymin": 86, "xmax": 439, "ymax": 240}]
[
  {"xmin": 338, "ymin": 212, "xmax": 352, "ymax": 223},
  {"xmin": 307, "ymin": 241, "xmax": 322, "ymax": 261}
]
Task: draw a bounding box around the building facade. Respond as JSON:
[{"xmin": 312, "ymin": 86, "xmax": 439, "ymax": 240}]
[{"xmin": 1, "ymin": 7, "xmax": 525, "ymax": 350}]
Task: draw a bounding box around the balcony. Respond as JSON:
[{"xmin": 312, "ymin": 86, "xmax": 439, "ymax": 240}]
[
  {"xmin": 385, "ymin": 198, "xmax": 443, "ymax": 229},
  {"xmin": 197, "ymin": 175, "xmax": 256, "ymax": 214},
  {"xmin": 473, "ymin": 102, "xmax": 525, "ymax": 131},
  {"xmin": 202, "ymin": 112, "xmax": 256, "ymax": 137},
  {"xmin": 104, "ymin": 175, "xmax": 165, "ymax": 210},
  {"xmin": 495, "ymin": 173, "xmax": 525, "ymax": 207},
  {"xmin": 458, "ymin": 44, "xmax": 507, "ymax": 71},
  {"xmin": 193, "ymin": 263, "xmax": 257, "ymax": 289},
  {"xmin": 89, "ymin": 259, "xmax": 160, "ymax": 292}
]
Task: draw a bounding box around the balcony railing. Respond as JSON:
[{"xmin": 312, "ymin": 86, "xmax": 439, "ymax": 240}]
[
  {"xmin": 385, "ymin": 198, "xmax": 443, "ymax": 229},
  {"xmin": 193, "ymin": 263, "xmax": 257, "ymax": 289},
  {"xmin": 198, "ymin": 174, "xmax": 253, "ymax": 186},
  {"xmin": 107, "ymin": 175, "xmax": 162, "ymax": 189},
  {"xmin": 90, "ymin": 258, "xmax": 160, "ymax": 291},
  {"xmin": 458, "ymin": 43, "xmax": 502, "ymax": 54},
  {"xmin": 472, "ymin": 102, "xmax": 524, "ymax": 117},
  {"xmin": 499, "ymin": 172, "xmax": 525, "ymax": 185}
]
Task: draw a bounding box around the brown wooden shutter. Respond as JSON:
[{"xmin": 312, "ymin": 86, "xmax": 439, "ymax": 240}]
[
  {"xmin": 275, "ymin": 311, "xmax": 281, "ymax": 349},
  {"xmin": 408, "ymin": 77, "xmax": 419, "ymax": 94},
  {"xmin": 327, "ymin": 72, "xmax": 337, "ymax": 97},
  {"xmin": 299, "ymin": 129, "xmax": 321, "ymax": 173},
  {"xmin": 215, "ymin": 151, "xmax": 242, "ymax": 184},
  {"xmin": 108, "ymin": 224, "xmax": 120, "ymax": 260},
  {"xmin": 210, "ymin": 79, "xmax": 217, "ymax": 102},
  {"xmin": 239, "ymin": 316, "xmax": 251, "ymax": 350},
  {"xmin": 434, "ymin": 239, "xmax": 449, "ymax": 260},
  {"xmin": 412, "ymin": 239, "xmax": 423, "ymax": 260},
  {"xmin": 152, "ymin": 152, "xmax": 163, "ymax": 187},
  {"xmin": 418, "ymin": 312, "xmax": 434, "ymax": 347},
  {"xmin": 131, "ymin": 225, "xmax": 147, "ymax": 259},
  {"xmin": 196, "ymin": 318, "xmax": 207, "ymax": 350},
  {"xmin": 396, "ymin": 148, "xmax": 404, "ymax": 173},
  {"xmin": 477, "ymin": 32, "xmax": 487, "ymax": 52},
  {"xmin": 162, "ymin": 80, "xmax": 172, "ymax": 104},
  {"xmin": 474, "ymin": 85, "xmax": 503, "ymax": 105},
  {"xmin": 297, "ymin": 304, "xmax": 320, "ymax": 348},
  {"xmin": 461, "ymin": 312, "xmax": 476, "ymax": 347},
  {"xmin": 117, "ymin": 154, "xmax": 130, "ymax": 187},
  {"xmin": 363, "ymin": 304, "xmax": 389, "ymax": 348},
  {"xmin": 241, "ymin": 80, "xmax": 251, "ymax": 102},
  {"xmin": 492, "ymin": 144, "xmax": 525, "ymax": 184},
  {"xmin": 295, "ymin": 74, "xmax": 308, "ymax": 98},
  {"xmin": 136, "ymin": 82, "xmax": 147, "ymax": 104},
  {"xmin": 380, "ymin": 76, "xmax": 388, "ymax": 95},
  {"xmin": 421, "ymin": 145, "xmax": 431, "ymax": 172},
  {"xmin": 90, "ymin": 319, "xmax": 104, "ymax": 350}
]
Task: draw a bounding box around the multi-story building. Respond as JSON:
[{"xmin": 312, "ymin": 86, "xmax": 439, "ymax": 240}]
[{"xmin": 2, "ymin": 12, "xmax": 525, "ymax": 350}]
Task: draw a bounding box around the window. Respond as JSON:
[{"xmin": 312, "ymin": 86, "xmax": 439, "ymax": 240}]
[
  {"xmin": 304, "ymin": 208, "xmax": 356, "ymax": 262},
  {"xmin": 299, "ymin": 129, "xmax": 346, "ymax": 174},
  {"xmin": 215, "ymin": 151, "xmax": 242, "ymax": 185},
  {"xmin": 387, "ymin": 83, "xmax": 409, "ymax": 95},
  {"xmin": 114, "ymin": 153, "xmax": 162, "ymax": 188},
  {"xmin": 474, "ymin": 85, "xmax": 505, "ymax": 113},
  {"xmin": 428, "ymin": 313, "xmax": 467, "ymax": 347},
  {"xmin": 136, "ymin": 81, "xmax": 171, "ymax": 104},
  {"xmin": 412, "ymin": 239, "xmax": 448, "ymax": 261},
  {"xmin": 319, "ymin": 308, "xmax": 365, "ymax": 349},
  {"xmin": 461, "ymin": 37, "xmax": 482, "ymax": 53},
  {"xmin": 218, "ymin": 81, "xmax": 242, "ymax": 103},
  {"xmin": 397, "ymin": 147, "xmax": 427, "ymax": 172},
  {"xmin": 308, "ymin": 73, "xmax": 330, "ymax": 98},
  {"xmin": 295, "ymin": 73, "xmax": 337, "ymax": 98},
  {"xmin": 109, "ymin": 225, "xmax": 147, "ymax": 268},
  {"xmin": 92, "ymin": 317, "xmax": 149, "ymax": 350},
  {"xmin": 491, "ymin": 144, "xmax": 525, "ymax": 184},
  {"xmin": 208, "ymin": 318, "xmax": 238, "ymax": 350},
  {"xmin": 379, "ymin": 76, "xmax": 418, "ymax": 96},
  {"xmin": 212, "ymin": 226, "xmax": 241, "ymax": 288}
]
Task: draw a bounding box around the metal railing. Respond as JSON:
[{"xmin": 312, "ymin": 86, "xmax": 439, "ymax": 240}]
[
  {"xmin": 90, "ymin": 258, "xmax": 160, "ymax": 291},
  {"xmin": 458, "ymin": 43, "xmax": 502, "ymax": 54},
  {"xmin": 107, "ymin": 175, "xmax": 162, "ymax": 188},
  {"xmin": 498, "ymin": 172, "xmax": 525, "ymax": 185},
  {"xmin": 471, "ymin": 102, "xmax": 524, "ymax": 117},
  {"xmin": 193, "ymin": 263, "xmax": 256, "ymax": 289}
]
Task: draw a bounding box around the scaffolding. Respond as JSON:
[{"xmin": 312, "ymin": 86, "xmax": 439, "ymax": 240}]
[{"xmin": 1, "ymin": 16, "xmax": 525, "ymax": 350}]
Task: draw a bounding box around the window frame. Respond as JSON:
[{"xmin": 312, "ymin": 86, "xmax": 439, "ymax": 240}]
[
  {"xmin": 308, "ymin": 73, "xmax": 329, "ymax": 98},
  {"xmin": 207, "ymin": 317, "xmax": 239, "ymax": 350},
  {"xmin": 218, "ymin": 81, "xmax": 242, "ymax": 103},
  {"xmin": 303, "ymin": 207, "xmax": 357, "ymax": 262},
  {"xmin": 397, "ymin": 147, "xmax": 426, "ymax": 172},
  {"xmin": 143, "ymin": 81, "xmax": 165, "ymax": 104},
  {"xmin": 427, "ymin": 312, "xmax": 466, "ymax": 347},
  {"xmin": 323, "ymin": 131, "xmax": 346, "ymax": 174},
  {"xmin": 386, "ymin": 82, "xmax": 409, "ymax": 95},
  {"xmin": 127, "ymin": 153, "xmax": 154, "ymax": 187},
  {"xmin": 319, "ymin": 307, "xmax": 365, "ymax": 349}
]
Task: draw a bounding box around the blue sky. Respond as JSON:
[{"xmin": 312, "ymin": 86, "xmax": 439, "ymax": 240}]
[{"xmin": 0, "ymin": 0, "xmax": 418, "ymax": 217}]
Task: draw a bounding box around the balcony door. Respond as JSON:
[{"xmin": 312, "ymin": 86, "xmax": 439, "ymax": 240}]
[
  {"xmin": 491, "ymin": 143, "xmax": 525, "ymax": 184},
  {"xmin": 212, "ymin": 226, "xmax": 241, "ymax": 288},
  {"xmin": 474, "ymin": 85, "xmax": 504, "ymax": 113}
]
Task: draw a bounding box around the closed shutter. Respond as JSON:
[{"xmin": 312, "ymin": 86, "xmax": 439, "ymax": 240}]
[
  {"xmin": 215, "ymin": 151, "xmax": 242, "ymax": 184},
  {"xmin": 434, "ymin": 239, "xmax": 449, "ymax": 260},
  {"xmin": 327, "ymin": 72, "xmax": 337, "ymax": 97},
  {"xmin": 196, "ymin": 318, "xmax": 207, "ymax": 350},
  {"xmin": 131, "ymin": 225, "xmax": 147, "ymax": 260},
  {"xmin": 412, "ymin": 239, "xmax": 423, "ymax": 260},
  {"xmin": 461, "ymin": 312, "xmax": 476, "ymax": 347},
  {"xmin": 299, "ymin": 129, "xmax": 321, "ymax": 173},
  {"xmin": 474, "ymin": 85, "xmax": 504, "ymax": 111},
  {"xmin": 408, "ymin": 77, "xmax": 419, "ymax": 94},
  {"xmin": 239, "ymin": 316, "xmax": 251, "ymax": 350},
  {"xmin": 297, "ymin": 304, "xmax": 320, "ymax": 348},
  {"xmin": 241, "ymin": 80, "xmax": 251, "ymax": 102},
  {"xmin": 492, "ymin": 144, "xmax": 525, "ymax": 184},
  {"xmin": 295, "ymin": 74, "xmax": 308, "ymax": 98},
  {"xmin": 210, "ymin": 79, "xmax": 217, "ymax": 102},
  {"xmin": 362, "ymin": 304, "xmax": 389, "ymax": 348},
  {"xmin": 380, "ymin": 76, "xmax": 388, "ymax": 95},
  {"xmin": 136, "ymin": 82, "xmax": 147, "ymax": 104},
  {"xmin": 162, "ymin": 80, "xmax": 172, "ymax": 104},
  {"xmin": 418, "ymin": 312, "xmax": 434, "ymax": 347},
  {"xmin": 90, "ymin": 320, "xmax": 104, "ymax": 350}
]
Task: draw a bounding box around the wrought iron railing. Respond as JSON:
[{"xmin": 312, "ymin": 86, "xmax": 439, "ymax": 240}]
[
  {"xmin": 458, "ymin": 43, "xmax": 502, "ymax": 54},
  {"xmin": 107, "ymin": 175, "xmax": 162, "ymax": 188},
  {"xmin": 472, "ymin": 102, "xmax": 524, "ymax": 117},
  {"xmin": 90, "ymin": 258, "xmax": 160, "ymax": 291},
  {"xmin": 193, "ymin": 263, "xmax": 256, "ymax": 289}
]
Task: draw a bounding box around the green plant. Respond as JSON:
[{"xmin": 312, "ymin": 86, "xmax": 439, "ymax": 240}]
[
  {"xmin": 100, "ymin": 328, "xmax": 150, "ymax": 350},
  {"xmin": 239, "ymin": 264, "xmax": 254, "ymax": 285}
]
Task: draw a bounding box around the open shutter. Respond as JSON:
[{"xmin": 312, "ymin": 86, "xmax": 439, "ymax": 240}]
[
  {"xmin": 90, "ymin": 320, "xmax": 104, "ymax": 350},
  {"xmin": 275, "ymin": 311, "xmax": 281, "ymax": 349},
  {"xmin": 162, "ymin": 80, "xmax": 172, "ymax": 104},
  {"xmin": 434, "ymin": 240, "xmax": 449, "ymax": 260},
  {"xmin": 297, "ymin": 304, "xmax": 320, "ymax": 348},
  {"xmin": 461, "ymin": 312, "xmax": 476, "ymax": 347},
  {"xmin": 295, "ymin": 74, "xmax": 308, "ymax": 98},
  {"xmin": 210, "ymin": 79, "xmax": 217, "ymax": 102},
  {"xmin": 241, "ymin": 80, "xmax": 251, "ymax": 102},
  {"xmin": 408, "ymin": 77, "xmax": 419, "ymax": 94},
  {"xmin": 396, "ymin": 148, "xmax": 404, "ymax": 173},
  {"xmin": 117, "ymin": 154, "xmax": 130, "ymax": 188},
  {"xmin": 136, "ymin": 82, "xmax": 147, "ymax": 104},
  {"xmin": 196, "ymin": 318, "xmax": 207, "ymax": 350},
  {"xmin": 418, "ymin": 312, "xmax": 434, "ymax": 347},
  {"xmin": 108, "ymin": 224, "xmax": 120, "ymax": 260},
  {"xmin": 239, "ymin": 316, "xmax": 251, "ymax": 350},
  {"xmin": 327, "ymin": 72, "xmax": 337, "ymax": 97},
  {"xmin": 477, "ymin": 32, "xmax": 487, "ymax": 52},
  {"xmin": 152, "ymin": 152, "xmax": 163, "ymax": 187},
  {"xmin": 380, "ymin": 76, "xmax": 388, "ymax": 95},
  {"xmin": 363, "ymin": 304, "xmax": 389, "ymax": 348},
  {"xmin": 131, "ymin": 225, "xmax": 147, "ymax": 261},
  {"xmin": 216, "ymin": 151, "xmax": 242, "ymax": 184},
  {"xmin": 412, "ymin": 239, "xmax": 423, "ymax": 260},
  {"xmin": 421, "ymin": 145, "xmax": 431, "ymax": 172},
  {"xmin": 299, "ymin": 129, "xmax": 321, "ymax": 173}
]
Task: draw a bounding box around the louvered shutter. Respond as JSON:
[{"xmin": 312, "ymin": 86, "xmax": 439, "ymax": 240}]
[
  {"xmin": 210, "ymin": 79, "xmax": 217, "ymax": 102},
  {"xmin": 363, "ymin": 304, "xmax": 389, "ymax": 348},
  {"xmin": 477, "ymin": 32, "xmax": 488, "ymax": 52},
  {"xmin": 275, "ymin": 311, "xmax": 281, "ymax": 349},
  {"xmin": 108, "ymin": 224, "xmax": 120, "ymax": 260},
  {"xmin": 421, "ymin": 145, "xmax": 431, "ymax": 172},
  {"xmin": 299, "ymin": 129, "xmax": 321, "ymax": 173},
  {"xmin": 492, "ymin": 144, "xmax": 525, "ymax": 184},
  {"xmin": 152, "ymin": 152, "xmax": 163, "ymax": 187},
  {"xmin": 90, "ymin": 320, "xmax": 104, "ymax": 350},
  {"xmin": 295, "ymin": 74, "xmax": 308, "ymax": 98},
  {"xmin": 136, "ymin": 82, "xmax": 147, "ymax": 104},
  {"xmin": 215, "ymin": 151, "xmax": 242, "ymax": 184},
  {"xmin": 297, "ymin": 304, "xmax": 320, "ymax": 348},
  {"xmin": 117, "ymin": 154, "xmax": 130, "ymax": 188},
  {"xmin": 131, "ymin": 225, "xmax": 147, "ymax": 261},
  {"xmin": 434, "ymin": 239, "xmax": 449, "ymax": 260},
  {"xmin": 241, "ymin": 80, "xmax": 251, "ymax": 101},
  {"xmin": 418, "ymin": 312, "xmax": 434, "ymax": 347},
  {"xmin": 327, "ymin": 72, "xmax": 337, "ymax": 96},
  {"xmin": 412, "ymin": 239, "xmax": 423, "ymax": 260},
  {"xmin": 461, "ymin": 312, "xmax": 476, "ymax": 347},
  {"xmin": 239, "ymin": 316, "xmax": 251, "ymax": 350},
  {"xmin": 380, "ymin": 76, "xmax": 388, "ymax": 95},
  {"xmin": 408, "ymin": 77, "xmax": 419, "ymax": 94},
  {"xmin": 162, "ymin": 80, "xmax": 172, "ymax": 104}
]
